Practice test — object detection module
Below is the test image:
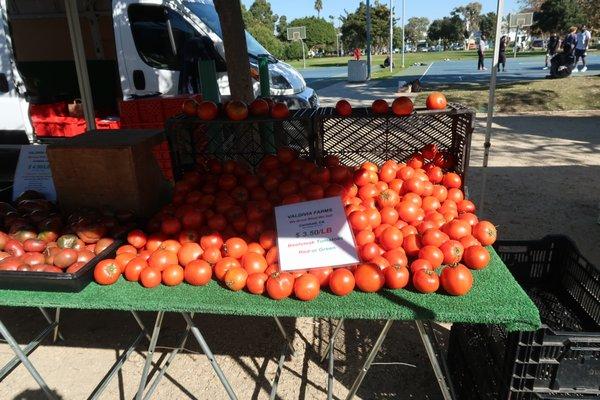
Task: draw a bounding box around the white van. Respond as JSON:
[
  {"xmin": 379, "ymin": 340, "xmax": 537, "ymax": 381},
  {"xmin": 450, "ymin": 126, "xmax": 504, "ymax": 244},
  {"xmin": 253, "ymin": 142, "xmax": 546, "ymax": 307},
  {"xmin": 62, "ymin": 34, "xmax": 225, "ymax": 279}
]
[{"xmin": 0, "ymin": 0, "xmax": 318, "ymax": 142}]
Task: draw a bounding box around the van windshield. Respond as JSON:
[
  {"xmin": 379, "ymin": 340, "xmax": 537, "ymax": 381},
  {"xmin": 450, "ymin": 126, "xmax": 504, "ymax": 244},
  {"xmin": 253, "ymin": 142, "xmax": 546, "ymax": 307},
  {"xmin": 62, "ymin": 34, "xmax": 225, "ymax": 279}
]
[{"xmin": 184, "ymin": 2, "xmax": 275, "ymax": 61}]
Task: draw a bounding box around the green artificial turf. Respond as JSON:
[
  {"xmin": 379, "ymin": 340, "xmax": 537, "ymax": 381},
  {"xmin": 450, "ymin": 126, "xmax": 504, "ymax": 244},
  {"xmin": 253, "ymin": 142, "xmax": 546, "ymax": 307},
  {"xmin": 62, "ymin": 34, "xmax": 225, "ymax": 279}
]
[{"xmin": 0, "ymin": 248, "xmax": 540, "ymax": 331}]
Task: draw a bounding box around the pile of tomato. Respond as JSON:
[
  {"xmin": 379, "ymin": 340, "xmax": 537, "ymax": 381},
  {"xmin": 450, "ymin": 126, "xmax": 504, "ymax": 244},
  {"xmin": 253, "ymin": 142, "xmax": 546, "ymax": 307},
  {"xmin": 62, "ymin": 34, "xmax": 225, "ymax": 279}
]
[
  {"xmin": 182, "ymin": 97, "xmax": 290, "ymax": 122},
  {"xmin": 0, "ymin": 191, "xmax": 134, "ymax": 273},
  {"xmin": 94, "ymin": 142, "xmax": 496, "ymax": 301}
]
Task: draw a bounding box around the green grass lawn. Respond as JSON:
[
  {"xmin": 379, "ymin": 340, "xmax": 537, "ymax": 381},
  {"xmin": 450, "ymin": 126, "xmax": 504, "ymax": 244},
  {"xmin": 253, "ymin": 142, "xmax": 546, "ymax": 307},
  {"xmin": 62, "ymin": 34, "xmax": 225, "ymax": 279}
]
[{"xmin": 417, "ymin": 76, "xmax": 600, "ymax": 113}]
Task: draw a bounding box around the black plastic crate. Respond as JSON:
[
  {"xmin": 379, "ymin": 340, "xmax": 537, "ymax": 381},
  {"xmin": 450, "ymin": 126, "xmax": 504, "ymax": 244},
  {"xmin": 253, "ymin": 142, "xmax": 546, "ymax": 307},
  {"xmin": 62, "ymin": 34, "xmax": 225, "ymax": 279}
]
[
  {"xmin": 0, "ymin": 240, "xmax": 122, "ymax": 292},
  {"xmin": 448, "ymin": 236, "xmax": 600, "ymax": 400},
  {"xmin": 314, "ymin": 103, "xmax": 474, "ymax": 179},
  {"xmin": 164, "ymin": 104, "xmax": 474, "ymax": 180}
]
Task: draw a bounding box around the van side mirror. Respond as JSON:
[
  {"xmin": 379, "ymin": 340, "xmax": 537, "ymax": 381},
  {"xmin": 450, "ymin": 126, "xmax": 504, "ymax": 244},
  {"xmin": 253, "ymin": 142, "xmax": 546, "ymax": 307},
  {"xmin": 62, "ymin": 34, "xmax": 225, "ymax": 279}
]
[
  {"xmin": 133, "ymin": 70, "xmax": 146, "ymax": 91},
  {"xmin": 0, "ymin": 73, "xmax": 9, "ymax": 93}
]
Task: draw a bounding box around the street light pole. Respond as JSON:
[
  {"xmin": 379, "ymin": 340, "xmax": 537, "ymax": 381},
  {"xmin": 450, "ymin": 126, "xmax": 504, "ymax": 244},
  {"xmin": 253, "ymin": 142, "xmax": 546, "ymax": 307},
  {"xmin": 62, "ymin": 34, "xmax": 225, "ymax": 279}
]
[
  {"xmin": 401, "ymin": 0, "xmax": 405, "ymax": 68},
  {"xmin": 389, "ymin": 0, "xmax": 393, "ymax": 72}
]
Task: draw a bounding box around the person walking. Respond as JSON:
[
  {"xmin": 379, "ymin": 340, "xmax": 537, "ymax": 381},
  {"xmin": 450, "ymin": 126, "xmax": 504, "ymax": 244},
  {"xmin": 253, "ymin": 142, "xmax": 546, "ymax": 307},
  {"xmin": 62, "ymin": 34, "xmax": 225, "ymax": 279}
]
[
  {"xmin": 573, "ymin": 25, "xmax": 591, "ymax": 72},
  {"xmin": 477, "ymin": 35, "xmax": 487, "ymax": 71},
  {"xmin": 543, "ymin": 33, "xmax": 560, "ymax": 70},
  {"xmin": 563, "ymin": 27, "xmax": 578, "ymax": 58},
  {"xmin": 498, "ymin": 35, "xmax": 507, "ymax": 72}
]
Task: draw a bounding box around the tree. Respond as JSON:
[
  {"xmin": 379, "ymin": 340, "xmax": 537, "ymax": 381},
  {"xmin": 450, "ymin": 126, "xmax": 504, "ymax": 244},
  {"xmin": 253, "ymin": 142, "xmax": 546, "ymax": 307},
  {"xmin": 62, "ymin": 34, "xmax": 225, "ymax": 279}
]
[
  {"xmin": 248, "ymin": 0, "xmax": 278, "ymax": 33},
  {"xmin": 285, "ymin": 41, "xmax": 304, "ymax": 60},
  {"xmin": 276, "ymin": 15, "xmax": 288, "ymax": 41},
  {"xmin": 576, "ymin": 0, "xmax": 600, "ymax": 29},
  {"xmin": 519, "ymin": 0, "xmax": 545, "ymax": 12},
  {"xmin": 247, "ymin": 24, "xmax": 285, "ymax": 58},
  {"xmin": 479, "ymin": 12, "xmax": 496, "ymax": 38},
  {"xmin": 214, "ymin": 0, "xmax": 253, "ymax": 102},
  {"xmin": 534, "ymin": 0, "xmax": 584, "ymax": 34},
  {"xmin": 452, "ymin": 2, "xmax": 482, "ymax": 34},
  {"xmin": 428, "ymin": 15, "xmax": 464, "ymax": 49},
  {"xmin": 340, "ymin": 2, "xmax": 396, "ymax": 53},
  {"xmin": 314, "ymin": 0, "xmax": 323, "ymax": 18},
  {"xmin": 289, "ymin": 16, "xmax": 336, "ymax": 51},
  {"xmin": 404, "ymin": 17, "xmax": 430, "ymax": 46}
]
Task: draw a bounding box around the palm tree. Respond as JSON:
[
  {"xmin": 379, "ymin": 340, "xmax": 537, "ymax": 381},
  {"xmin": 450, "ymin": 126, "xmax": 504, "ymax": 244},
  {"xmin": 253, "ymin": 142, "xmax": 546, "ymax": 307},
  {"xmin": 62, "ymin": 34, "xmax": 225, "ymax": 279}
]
[{"xmin": 314, "ymin": 0, "xmax": 323, "ymax": 18}]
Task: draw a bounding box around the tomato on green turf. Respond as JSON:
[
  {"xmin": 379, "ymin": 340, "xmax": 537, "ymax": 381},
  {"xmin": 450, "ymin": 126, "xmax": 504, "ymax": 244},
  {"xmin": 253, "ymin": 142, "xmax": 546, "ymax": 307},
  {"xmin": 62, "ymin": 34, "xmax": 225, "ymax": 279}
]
[
  {"xmin": 383, "ymin": 265, "xmax": 409, "ymax": 289},
  {"xmin": 140, "ymin": 267, "xmax": 161, "ymax": 288},
  {"xmin": 462, "ymin": 245, "xmax": 490, "ymax": 270},
  {"xmin": 94, "ymin": 259, "xmax": 120, "ymax": 285},
  {"xmin": 440, "ymin": 264, "xmax": 473, "ymax": 296},
  {"xmin": 354, "ymin": 264, "xmax": 385, "ymax": 293},
  {"xmin": 184, "ymin": 260, "xmax": 212, "ymax": 286},
  {"xmin": 162, "ymin": 264, "xmax": 184, "ymax": 286},
  {"xmin": 329, "ymin": 268, "xmax": 355, "ymax": 296},
  {"xmin": 412, "ymin": 269, "xmax": 439, "ymax": 293},
  {"xmin": 293, "ymin": 274, "xmax": 320, "ymax": 301}
]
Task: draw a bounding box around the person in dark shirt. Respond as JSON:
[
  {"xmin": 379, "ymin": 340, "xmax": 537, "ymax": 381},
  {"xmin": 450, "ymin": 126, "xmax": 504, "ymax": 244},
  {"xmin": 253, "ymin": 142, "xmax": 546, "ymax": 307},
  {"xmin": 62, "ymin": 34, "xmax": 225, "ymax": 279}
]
[
  {"xmin": 498, "ymin": 36, "xmax": 507, "ymax": 72},
  {"xmin": 543, "ymin": 33, "xmax": 560, "ymax": 70}
]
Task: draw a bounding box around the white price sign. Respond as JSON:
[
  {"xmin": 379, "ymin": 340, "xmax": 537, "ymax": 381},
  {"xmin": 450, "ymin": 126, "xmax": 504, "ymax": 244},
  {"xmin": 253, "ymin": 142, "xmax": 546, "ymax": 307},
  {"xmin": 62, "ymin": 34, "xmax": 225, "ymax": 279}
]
[
  {"xmin": 12, "ymin": 145, "xmax": 56, "ymax": 202},
  {"xmin": 274, "ymin": 197, "xmax": 359, "ymax": 271}
]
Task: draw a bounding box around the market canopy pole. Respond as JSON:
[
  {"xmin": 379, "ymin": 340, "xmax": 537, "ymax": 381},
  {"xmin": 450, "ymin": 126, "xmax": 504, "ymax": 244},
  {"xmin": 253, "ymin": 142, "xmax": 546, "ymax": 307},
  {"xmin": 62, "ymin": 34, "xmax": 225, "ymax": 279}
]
[
  {"xmin": 366, "ymin": 0, "xmax": 372, "ymax": 79},
  {"xmin": 389, "ymin": 0, "xmax": 393, "ymax": 72},
  {"xmin": 401, "ymin": 0, "xmax": 405, "ymax": 68},
  {"xmin": 64, "ymin": 0, "xmax": 95, "ymax": 131},
  {"xmin": 479, "ymin": 0, "xmax": 504, "ymax": 214}
]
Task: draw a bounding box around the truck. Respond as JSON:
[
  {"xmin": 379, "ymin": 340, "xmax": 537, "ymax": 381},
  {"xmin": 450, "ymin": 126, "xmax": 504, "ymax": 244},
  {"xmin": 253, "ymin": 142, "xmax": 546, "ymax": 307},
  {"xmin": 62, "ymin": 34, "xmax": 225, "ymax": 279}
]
[{"xmin": 0, "ymin": 0, "xmax": 318, "ymax": 143}]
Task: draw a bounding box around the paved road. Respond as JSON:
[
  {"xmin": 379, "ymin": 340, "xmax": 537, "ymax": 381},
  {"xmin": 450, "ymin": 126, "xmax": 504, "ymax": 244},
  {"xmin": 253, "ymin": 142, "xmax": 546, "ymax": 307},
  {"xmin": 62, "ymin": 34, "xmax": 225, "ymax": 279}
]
[{"xmin": 302, "ymin": 54, "xmax": 600, "ymax": 93}]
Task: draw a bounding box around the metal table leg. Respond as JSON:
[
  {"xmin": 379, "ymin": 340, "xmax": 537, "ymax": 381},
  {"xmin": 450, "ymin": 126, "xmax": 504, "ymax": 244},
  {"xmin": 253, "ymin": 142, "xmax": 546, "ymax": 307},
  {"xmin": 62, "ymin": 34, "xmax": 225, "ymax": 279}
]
[
  {"xmin": 0, "ymin": 320, "xmax": 57, "ymax": 381},
  {"xmin": 320, "ymin": 318, "xmax": 344, "ymax": 363},
  {"xmin": 415, "ymin": 321, "xmax": 455, "ymax": 400},
  {"xmin": 135, "ymin": 311, "xmax": 165, "ymax": 400},
  {"xmin": 345, "ymin": 319, "xmax": 394, "ymax": 400},
  {"xmin": 273, "ymin": 316, "xmax": 295, "ymax": 355},
  {"xmin": 269, "ymin": 343, "xmax": 288, "ymax": 400},
  {"xmin": 38, "ymin": 307, "xmax": 64, "ymax": 342},
  {"xmin": 0, "ymin": 318, "xmax": 58, "ymax": 400},
  {"xmin": 181, "ymin": 313, "xmax": 238, "ymax": 400}
]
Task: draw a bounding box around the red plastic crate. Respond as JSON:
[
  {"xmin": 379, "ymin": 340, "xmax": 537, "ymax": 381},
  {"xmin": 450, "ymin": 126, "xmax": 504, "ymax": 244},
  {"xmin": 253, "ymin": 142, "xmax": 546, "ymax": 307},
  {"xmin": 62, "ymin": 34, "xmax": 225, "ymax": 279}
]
[
  {"xmin": 29, "ymin": 102, "xmax": 69, "ymax": 118},
  {"xmin": 95, "ymin": 119, "xmax": 121, "ymax": 130},
  {"xmin": 133, "ymin": 98, "xmax": 164, "ymax": 124}
]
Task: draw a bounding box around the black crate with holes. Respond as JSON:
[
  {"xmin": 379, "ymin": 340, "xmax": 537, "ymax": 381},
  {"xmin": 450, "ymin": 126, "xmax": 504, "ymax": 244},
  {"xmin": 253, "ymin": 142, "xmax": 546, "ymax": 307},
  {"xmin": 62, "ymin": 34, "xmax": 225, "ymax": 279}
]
[
  {"xmin": 164, "ymin": 104, "xmax": 474, "ymax": 179},
  {"xmin": 447, "ymin": 235, "xmax": 600, "ymax": 400}
]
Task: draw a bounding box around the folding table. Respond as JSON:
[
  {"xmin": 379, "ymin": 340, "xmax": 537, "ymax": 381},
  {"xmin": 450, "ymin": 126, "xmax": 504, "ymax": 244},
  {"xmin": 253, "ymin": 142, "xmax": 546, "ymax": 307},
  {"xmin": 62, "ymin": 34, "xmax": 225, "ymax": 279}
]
[{"xmin": 0, "ymin": 248, "xmax": 540, "ymax": 399}]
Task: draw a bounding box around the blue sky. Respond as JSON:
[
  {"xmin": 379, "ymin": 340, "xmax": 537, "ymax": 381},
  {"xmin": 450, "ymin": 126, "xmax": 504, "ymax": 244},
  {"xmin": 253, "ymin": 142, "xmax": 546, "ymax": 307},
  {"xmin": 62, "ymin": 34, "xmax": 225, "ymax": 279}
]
[{"xmin": 240, "ymin": 0, "xmax": 522, "ymax": 26}]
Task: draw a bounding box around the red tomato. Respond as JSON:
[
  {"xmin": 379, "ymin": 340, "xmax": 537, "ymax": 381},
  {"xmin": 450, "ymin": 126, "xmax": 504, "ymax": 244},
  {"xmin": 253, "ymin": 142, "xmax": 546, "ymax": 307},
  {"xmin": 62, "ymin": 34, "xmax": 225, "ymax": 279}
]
[
  {"xmin": 249, "ymin": 98, "xmax": 270, "ymax": 117},
  {"xmin": 197, "ymin": 100, "xmax": 219, "ymax": 120},
  {"xmin": 421, "ymin": 229, "xmax": 449, "ymax": 247},
  {"xmin": 294, "ymin": 273, "xmax": 320, "ymax": 301},
  {"xmin": 246, "ymin": 272, "xmax": 268, "ymax": 294},
  {"xmin": 124, "ymin": 257, "xmax": 147, "ymax": 281},
  {"xmin": 463, "ymin": 245, "xmax": 490, "ymax": 270},
  {"xmin": 380, "ymin": 226, "xmax": 404, "ymax": 251},
  {"xmin": 457, "ymin": 200, "xmax": 476, "ymax": 214},
  {"xmin": 447, "ymin": 188, "xmax": 464, "ymax": 203},
  {"xmin": 458, "ymin": 212, "xmax": 479, "ymax": 227},
  {"xmin": 440, "ymin": 264, "xmax": 473, "ymax": 296},
  {"xmin": 364, "ymin": 208, "xmax": 382, "ymax": 229},
  {"xmin": 66, "ymin": 262, "xmax": 86, "ymax": 274},
  {"xmin": 412, "ymin": 269, "xmax": 440, "ymax": 293},
  {"xmin": 439, "ymin": 240, "xmax": 464, "ymax": 264},
  {"xmin": 355, "ymin": 229, "xmax": 375, "ymax": 246},
  {"xmin": 127, "ymin": 230, "xmax": 147, "ymax": 249},
  {"xmin": 406, "ymin": 154, "xmax": 424, "ymax": 170},
  {"xmin": 184, "ymin": 260, "xmax": 212, "ymax": 285},
  {"xmin": 371, "ymin": 255, "xmax": 391, "ymax": 270},
  {"xmin": 241, "ymin": 252, "xmax": 268, "ymax": 274},
  {"xmin": 162, "ymin": 264, "xmax": 184, "ymax": 286},
  {"xmin": 360, "ymin": 242, "xmax": 382, "ymax": 261},
  {"xmin": 410, "ymin": 258, "xmax": 434, "ymax": 274},
  {"xmin": 402, "ymin": 234, "xmax": 422, "ymax": 258},
  {"xmin": 266, "ymin": 246, "xmax": 279, "ymax": 265},
  {"xmin": 422, "ymin": 196, "xmax": 441, "ymax": 213},
  {"xmin": 94, "ymin": 238, "xmax": 114, "ymax": 255},
  {"xmin": 442, "ymin": 173, "xmax": 462, "ymax": 189},
  {"xmin": 224, "ymin": 267, "xmax": 248, "ymax": 291},
  {"xmin": 140, "ymin": 267, "xmax": 162, "ymax": 288},
  {"xmin": 159, "ymin": 239, "xmax": 181, "ymax": 253},
  {"xmin": 384, "ymin": 265, "xmax": 409, "ymax": 289},
  {"xmin": 177, "ymin": 242, "xmax": 203, "ymax": 267},
  {"xmin": 391, "ymin": 96, "xmax": 414, "ymax": 116},
  {"xmin": 383, "ymin": 248, "xmax": 408, "ymax": 268},
  {"xmin": 396, "ymin": 202, "xmax": 420, "ymax": 223},
  {"xmin": 426, "ymin": 92, "xmax": 447, "ymax": 110},
  {"xmin": 270, "ymin": 102, "xmax": 289, "ymax": 119},
  {"xmin": 329, "ymin": 268, "xmax": 355, "ymax": 296},
  {"xmin": 23, "ymin": 239, "xmax": 46, "ymax": 253},
  {"xmin": 94, "ymin": 259, "xmax": 120, "ymax": 285},
  {"xmin": 420, "ymin": 144, "xmax": 439, "ymax": 160},
  {"xmin": 199, "ymin": 246, "xmax": 220, "ymax": 264},
  {"xmin": 214, "ymin": 257, "xmax": 241, "ymax": 281},
  {"xmin": 148, "ymin": 250, "xmax": 178, "ymax": 271},
  {"xmin": 225, "ymin": 100, "xmax": 248, "ymax": 121},
  {"xmin": 431, "ymin": 185, "xmax": 448, "ymax": 202},
  {"xmin": 377, "ymin": 189, "xmax": 400, "ymax": 208},
  {"xmin": 380, "ymin": 207, "xmax": 399, "ymax": 225},
  {"xmin": 224, "ymin": 237, "xmax": 248, "ymax": 259},
  {"xmin": 472, "ymin": 221, "xmax": 497, "ymax": 246},
  {"xmin": 379, "ymin": 164, "xmax": 397, "ymax": 183},
  {"xmin": 276, "ymin": 147, "xmax": 298, "ymax": 164},
  {"xmin": 460, "ymin": 235, "xmax": 481, "ymax": 249},
  {"xmin": 418, "ymin": 245, "xmax": 444, "ymax": 268},
  {"xmin": 354, "ymin": 264, "xmax": 385, "ymax": 293},
  {"xmin": 54, "ymin": 249, "xmax": 78, "ymax": 269},
  {"xmin": 403, "ymin": 178, "xmax": 425, "ymax": 195},
  {"xmin": 200, "ymin": 234, "xmax": 223, "ymax": 250},
  {"xmin": 309, "ymin": 267, "xmax": 333, "ymax": 288},
  {"xmin": 349, "ymin": 211, "xmax": 370, "ymax": 231},
  {"xmin": 371, "ymin": 99, "xmax": 389, "ymax": 114},
  {"xmin": 353, "ymin": 168, "xmax": 374, "ymax": 187},
  {"xmin": 161, "ymin": 217, "xmax": 181, "ymax": 236},
  {"xmin": 443, "ymin": 219, "xmax": 472, "ymax": 240},
  {"xmin": 266, "ymin": 272, "xmax": 294, "ymax": 300}
]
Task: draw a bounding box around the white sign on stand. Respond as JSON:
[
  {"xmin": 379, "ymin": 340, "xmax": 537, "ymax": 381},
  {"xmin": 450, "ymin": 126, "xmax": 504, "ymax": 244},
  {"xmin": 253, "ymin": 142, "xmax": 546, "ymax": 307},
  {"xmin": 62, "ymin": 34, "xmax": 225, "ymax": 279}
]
[
  {"xmin": 12, "ymin": 145, "xmax": 56, "ymax": 202},
  {"xmin": 274, "ymin": 196, "xmax": 359, "ymax": 271}
]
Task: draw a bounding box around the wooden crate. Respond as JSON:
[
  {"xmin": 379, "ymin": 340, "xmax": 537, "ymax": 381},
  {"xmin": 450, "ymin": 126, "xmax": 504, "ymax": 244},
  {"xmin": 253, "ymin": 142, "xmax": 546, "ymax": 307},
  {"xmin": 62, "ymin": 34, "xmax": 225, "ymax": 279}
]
[{"xmin": 47, "ymin": 130, "xmax": 172, "ymax": 218}]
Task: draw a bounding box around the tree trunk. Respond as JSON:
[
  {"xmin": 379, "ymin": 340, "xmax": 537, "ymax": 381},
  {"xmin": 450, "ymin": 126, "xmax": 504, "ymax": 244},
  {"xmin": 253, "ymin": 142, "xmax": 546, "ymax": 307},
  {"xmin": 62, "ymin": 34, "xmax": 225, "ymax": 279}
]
[{"xmin": 214, "ymin": 0, "xmax": 254, "ymax": 103}]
